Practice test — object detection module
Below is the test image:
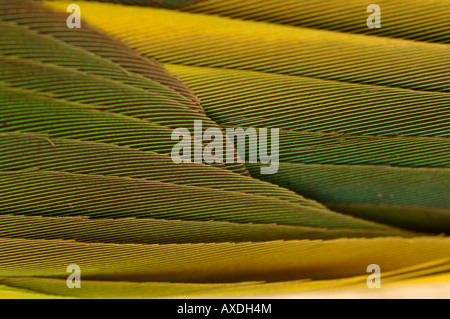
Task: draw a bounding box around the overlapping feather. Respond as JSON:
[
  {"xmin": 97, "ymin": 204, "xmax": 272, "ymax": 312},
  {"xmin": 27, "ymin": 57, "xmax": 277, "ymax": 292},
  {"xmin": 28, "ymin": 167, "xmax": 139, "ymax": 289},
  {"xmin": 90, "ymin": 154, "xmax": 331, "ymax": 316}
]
[{"xmin": 0, "ymin": 0, "xmax": 448, "ymax": 298}]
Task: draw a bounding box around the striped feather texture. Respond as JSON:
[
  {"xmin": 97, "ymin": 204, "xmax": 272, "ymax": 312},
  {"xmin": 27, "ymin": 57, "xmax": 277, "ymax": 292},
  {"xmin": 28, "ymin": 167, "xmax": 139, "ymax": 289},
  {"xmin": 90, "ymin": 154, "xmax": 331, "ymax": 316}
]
[
  {"xmin": 3, "ymin": 259, "xmax": 450, "ymax": 298},
  {"xmin": 0, "ymin": 0, "xmax": 448, "ymax": 298},
  {"xmin": 1, "ymin": 237, "xmax": 449, "ymax": 282},
  {"xmin": 179, "ymin": 0, "xmax": 450, "ymax": 44},
  {"xmin": 45, "ymin": 1, "xmax": 450, "ymax": 92},
  {"xmin": 166, "ymin": 64, "xmax": 450, "ymax": 138}
]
